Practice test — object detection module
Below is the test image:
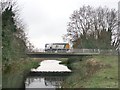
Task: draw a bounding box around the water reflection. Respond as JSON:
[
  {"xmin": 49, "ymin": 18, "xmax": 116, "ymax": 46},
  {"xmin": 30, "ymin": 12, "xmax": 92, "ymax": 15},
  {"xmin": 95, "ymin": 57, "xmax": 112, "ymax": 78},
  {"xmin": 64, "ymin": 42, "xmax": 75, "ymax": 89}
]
[
  {"xmin": 25, "ymin": 60, "xmax": 71, "ymax": 89},
  {"xmin": 31, "ymin": 60, "xmax": 71, "ymax": 72},
  {"xmin": 25, "ymin": 76, "xmax": 65, "ymax": 89}
]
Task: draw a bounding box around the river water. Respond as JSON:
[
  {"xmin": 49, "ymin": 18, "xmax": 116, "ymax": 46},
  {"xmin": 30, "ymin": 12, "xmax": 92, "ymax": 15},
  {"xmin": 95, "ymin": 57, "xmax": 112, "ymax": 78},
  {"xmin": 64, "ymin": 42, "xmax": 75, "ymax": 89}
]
[{"xmin": 25, "ymin": 60, "xmax": 71, "ymax": 89}]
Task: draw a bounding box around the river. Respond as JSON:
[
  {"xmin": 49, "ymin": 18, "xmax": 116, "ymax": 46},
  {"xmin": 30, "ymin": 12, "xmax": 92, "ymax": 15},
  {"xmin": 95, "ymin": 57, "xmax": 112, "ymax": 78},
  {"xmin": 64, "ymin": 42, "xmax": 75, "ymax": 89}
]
[{"xmin": 25, "ymin": 60, "xmax": 71, "ymax": 89}]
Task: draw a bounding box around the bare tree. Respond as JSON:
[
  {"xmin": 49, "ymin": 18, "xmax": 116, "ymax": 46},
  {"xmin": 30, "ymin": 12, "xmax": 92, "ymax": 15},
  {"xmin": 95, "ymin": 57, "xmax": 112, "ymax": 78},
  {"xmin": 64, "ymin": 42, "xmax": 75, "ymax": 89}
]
[{"xmin": 64, "ymin": 5, "xmax": 118, "ymax": 49}]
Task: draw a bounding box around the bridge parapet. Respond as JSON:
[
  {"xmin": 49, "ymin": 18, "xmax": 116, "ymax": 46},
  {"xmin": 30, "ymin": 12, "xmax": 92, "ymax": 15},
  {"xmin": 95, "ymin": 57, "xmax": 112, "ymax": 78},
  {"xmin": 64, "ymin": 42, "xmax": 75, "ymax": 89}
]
[
  {"xmin": 27, "ymin": 49, "xmax": 117, "ymax": 55},
  {"xmin": 71, "ymin": 49, "xmax": 100, "ymax": 54},
  {"xmin": 27, "ymin": 49, "xmax": 118, "ymax": 58}
]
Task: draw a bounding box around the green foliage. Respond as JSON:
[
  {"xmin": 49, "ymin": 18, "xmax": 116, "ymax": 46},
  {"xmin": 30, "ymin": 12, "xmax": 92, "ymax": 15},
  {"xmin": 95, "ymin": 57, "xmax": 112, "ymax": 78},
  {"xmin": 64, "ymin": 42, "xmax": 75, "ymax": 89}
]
[
  {"xmin": 2, "ymin": 59, "xmax": 39, "ymax": 88},
  {"xmin": 2, "ymin": 5, "xmax": 27, "ymax": 72},
  {"xmin": 1, "ymin": 2, "xmax": 35, "ymax": 88},
  {"xmin": 73, "ymin": 30, "xmax": 114, "ymax": 49},
  {"xmin": 2, "ymin": 6, "xmax": 16, "ymax": 67}
]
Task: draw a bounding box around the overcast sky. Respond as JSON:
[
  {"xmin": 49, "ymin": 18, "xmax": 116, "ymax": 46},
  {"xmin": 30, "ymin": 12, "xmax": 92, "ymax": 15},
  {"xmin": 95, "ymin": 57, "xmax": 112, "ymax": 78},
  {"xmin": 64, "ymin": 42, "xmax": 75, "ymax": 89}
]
[{"xmin": 17, "ymin": 0, "xmax": 119, "ymax": 49}]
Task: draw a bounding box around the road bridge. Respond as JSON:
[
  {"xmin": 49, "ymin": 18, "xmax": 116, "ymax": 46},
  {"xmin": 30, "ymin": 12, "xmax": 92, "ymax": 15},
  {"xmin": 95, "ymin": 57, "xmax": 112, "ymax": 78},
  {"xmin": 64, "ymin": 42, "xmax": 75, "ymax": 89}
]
[
  {"xmin": 27, "ymin": 49, "xmax": 100, "ymax": 58},
  {"xmin": 27, "ymin": 52, "xmax": 99, "ymax": 58}
]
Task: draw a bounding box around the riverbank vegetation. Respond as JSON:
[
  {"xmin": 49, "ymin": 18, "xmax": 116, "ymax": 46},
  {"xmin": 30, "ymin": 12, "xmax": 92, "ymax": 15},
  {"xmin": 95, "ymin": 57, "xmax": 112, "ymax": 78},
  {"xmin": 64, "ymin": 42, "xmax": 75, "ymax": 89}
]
[
  {"xmin": 60, "ymin": 55, "xmax": 118, "ymax": 88},
  {"xmin": 2, "ymin": 0, "xmax": 35, "ymax": 88},
  {"xmin": 2, "ymin": 58, "xmax": 38, "ymax": 88},
  {"xmin": 2, "ymin": 0, "xmax": 119, "ymax": 89},
  {"xmin": 61, "ymin": 5, "xmax": 119, "ymax": 88}
]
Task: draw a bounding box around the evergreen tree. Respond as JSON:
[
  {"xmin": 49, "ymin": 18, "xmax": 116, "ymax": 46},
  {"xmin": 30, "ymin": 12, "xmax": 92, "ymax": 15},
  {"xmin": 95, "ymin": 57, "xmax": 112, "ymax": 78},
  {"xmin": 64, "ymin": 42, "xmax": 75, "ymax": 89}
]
[{"xmin": 2, "ymin": 6, "xmax": 16, "ymax": 67}]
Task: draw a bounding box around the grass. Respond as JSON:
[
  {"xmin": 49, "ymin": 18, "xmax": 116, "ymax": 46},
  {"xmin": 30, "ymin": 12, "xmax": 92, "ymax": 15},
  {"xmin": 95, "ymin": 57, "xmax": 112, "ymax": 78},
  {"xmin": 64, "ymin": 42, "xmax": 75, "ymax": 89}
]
[
  {"xmin": 2, "ymin": 55, "xmax": 118, "ymax": 88},
  {"xmin": 2, "ymin": 58, "xmax": 43, "ymax": 88},
  {"xmin": 84, "ymin": 55, "xmax": 118, "ymax": 88},
  {"xmin": 60, "ymin": 55, "xmax": 118, "ymax": 88}
]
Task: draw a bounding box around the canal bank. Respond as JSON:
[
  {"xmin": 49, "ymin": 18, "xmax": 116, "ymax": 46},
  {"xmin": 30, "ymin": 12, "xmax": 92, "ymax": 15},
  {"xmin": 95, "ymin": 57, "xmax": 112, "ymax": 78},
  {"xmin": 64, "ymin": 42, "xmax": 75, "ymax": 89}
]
[
  {"xmin": 2, "ymin": 58, "xmax": 43, "ymax": 88},
  {"xmin": 60, "ymin": 55, "xmax": 118, "ymax": 88},
  {"xmin": 2, "ymin": 55, "xmax": 118, "ymax": 89}
]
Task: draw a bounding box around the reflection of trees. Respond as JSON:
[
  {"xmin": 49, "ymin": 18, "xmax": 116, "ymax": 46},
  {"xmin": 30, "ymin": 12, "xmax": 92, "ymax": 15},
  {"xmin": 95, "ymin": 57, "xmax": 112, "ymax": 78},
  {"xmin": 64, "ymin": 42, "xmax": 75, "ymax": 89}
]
[
  {"xmin": 25, "ymin": 77, "xmax": 42, "ymax": 87},
  {"xmin": 44, "ymin": 76, "xmax": 64, "ymax": 88},
  {"xmin": 25, "ymin": 76, "xmax": 65, "ymax": 88}
]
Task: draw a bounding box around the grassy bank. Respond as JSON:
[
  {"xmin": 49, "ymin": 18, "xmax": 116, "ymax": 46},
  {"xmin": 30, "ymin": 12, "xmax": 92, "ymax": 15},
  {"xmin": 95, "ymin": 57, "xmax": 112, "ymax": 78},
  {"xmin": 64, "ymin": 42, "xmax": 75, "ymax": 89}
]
[
  {"xmin": 2, "ymin": 56, "xmax": 118, "ymax": 88},
  {"xmin": 59, "ymin": 55, "xmax": 118, "ymax": 88},
  {"xmin": 2, "ymin": 58, "xmax": 43, "ymax": 88}
]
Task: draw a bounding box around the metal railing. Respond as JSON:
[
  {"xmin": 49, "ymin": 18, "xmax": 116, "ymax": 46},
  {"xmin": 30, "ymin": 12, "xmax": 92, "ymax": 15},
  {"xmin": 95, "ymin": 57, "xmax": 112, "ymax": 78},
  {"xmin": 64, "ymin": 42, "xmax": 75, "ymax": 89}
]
[
  {"xmin": 27, "ymin": 49, "xmax": 118, "ymax": 55},
  {"xmin": 70, "ymin": 49, "xmax": 100, "ymax": 53},
  {"xmin": 70, "ymin": 49, "xmax": 118, "ymax": 55}
]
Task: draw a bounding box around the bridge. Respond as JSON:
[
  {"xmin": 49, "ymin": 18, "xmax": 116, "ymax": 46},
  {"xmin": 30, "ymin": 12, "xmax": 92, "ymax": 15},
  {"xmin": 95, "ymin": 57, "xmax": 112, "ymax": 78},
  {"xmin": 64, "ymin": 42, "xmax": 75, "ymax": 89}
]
[{"xmin": 27, "ymin": 49, "xmax": 101, "ymax": 58}]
